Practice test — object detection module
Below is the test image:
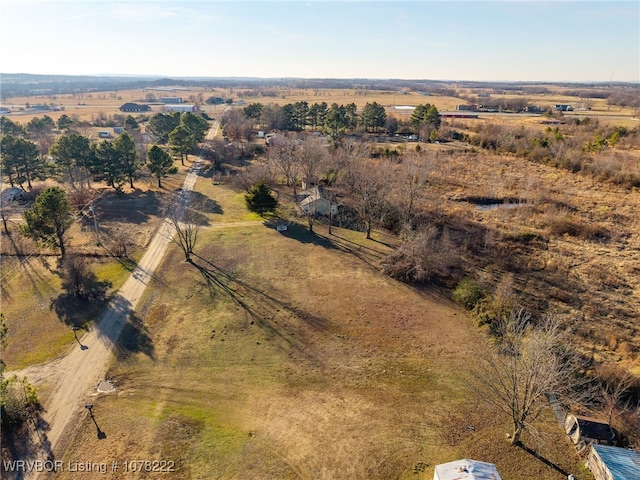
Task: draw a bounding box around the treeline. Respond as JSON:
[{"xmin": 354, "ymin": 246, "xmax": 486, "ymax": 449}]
[
  {"xmin": 220, "ymin": 101, "xmax": 440, "ymax": 140},
  {"xmin": 0, "ymin": 111, "xmax": 210, "ymax": 192}
]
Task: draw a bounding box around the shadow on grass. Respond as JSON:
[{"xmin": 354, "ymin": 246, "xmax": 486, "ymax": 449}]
[
  {"xmin": 519, "ymin": 444, "xmax": 570, "ymax": 477},
  {"xmin": 50, "ymin": 277, "xmax": 112, "ymax": 327},
  {"xmin": 0, "ymin": 407, "xmax": 54, "ymax": 476},
  {"xmin": 190, "ymin": 191, "xmax": 223, "ymax": 215},
  {"xmin": 188, "ymin": 253, "xmax": 327, "ymax": 361},
  {"xmin": 264, "ymin": 220, "xmax": 387, "ymax": 269}
]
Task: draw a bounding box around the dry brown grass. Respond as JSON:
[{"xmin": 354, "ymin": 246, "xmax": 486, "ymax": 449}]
[{"xmin": 47, "ymin": 177, "xmax": 591, "ymax": 480}]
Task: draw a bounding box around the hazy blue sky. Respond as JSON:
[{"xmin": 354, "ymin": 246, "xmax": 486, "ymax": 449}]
[{"xmin": 1, "ymin": 1, "xmax": 638, "ymax": 82}]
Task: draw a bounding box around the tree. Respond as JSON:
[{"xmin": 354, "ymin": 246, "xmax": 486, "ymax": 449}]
[
  {"xmin": 21, "ymin": 186, "xmax": 74, "ymax": 257},
  {"xmin": 1, "ymin": 313, "xmax": 40, "ymax": 430},
  {"xmin": 164, "ymin": 193, "xmax": 204, "ymax": 262},
  {"xmin": 169, "ymin": 125, "xmax": 194, "ymax": 166},
  {"xmin": 180, "ymin": 112, "xmax": 209, "ymax": 144},
  {"xmin": 91, "ymin": 140, "xmax": 127, "ymax": 190},
  {"xmin": 124, "ymin": 115, "xmax": 139, "ymax": 131},
  {"xmin": 475, "ymin": 310, "xmax": 590, "ymax": 446},
  {"xmin": 57, "ymin": 114, "xmax": 74, "ymax": 131},
  {"xmin": 113, "ymin": 132, "xmax": 141, "ymax": 188},
  {"xmin": 267, "ymin": 140, "xmax": 298, "ymax": 187},
  {"xmin": 410, "ymin": 103, "xmax": 442, "ymax": 138},
  {"xmin": 50, "ymin": 133, "xmax": 93, "ymax": 188},
  {"xmin": 245, "ymin": 181, "xmax": 278, "ymax": 216},
  {"xmin": 344, "ymin": 154, "xmax": 391, "ymax": 239},
  {"xmin": 0, "ymin": 117, "xmax": 25, "ymax": 136},
  {"xmin": 361, "ymin": 102, "xmax": 387, "ymax": 132},
  {"xmin": 147, "ymin": 145, "xmax": 177, "ymax": 188},
  {"xmin": 0, "ymin": 135, "xmax": 44, "ymax": 190},
  {"xmin": 308, "ymin": 102, "xmax": 328, "ymax": 131},
  {"xmin": 243, "ymin": 103, "xmax": 264, "ymax": 120},
  {"xmin": 147, "ymin": 112, "xmax": 181, "ymax": 143}
]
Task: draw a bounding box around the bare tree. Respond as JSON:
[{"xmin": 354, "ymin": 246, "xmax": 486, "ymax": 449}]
[
  {"xmin": 164, "ymin": 193, "xmax": 205, "ymax": 262},
  {"xmin": 343, "ymin": 154, "xmax": 391, "ymax": 240},
  {"xmin": 298, "ymin": 136, "xmax": 328, "ymax": 188},
  {"xmin": 392, "ymin": 153, "xmax": 432, "ymax": 231},
  {"xmin": 474, "ymin": 309, "xmax": 592, "ymax": 446},
  {"xmin": 267, "ymin": 139, "xmax": 298, "ymax": 187}
]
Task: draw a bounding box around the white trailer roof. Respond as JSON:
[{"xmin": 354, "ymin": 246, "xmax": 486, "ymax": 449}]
[{"xmin": 434, "ymin": 459, "xmax": 501, "ymax": 480}]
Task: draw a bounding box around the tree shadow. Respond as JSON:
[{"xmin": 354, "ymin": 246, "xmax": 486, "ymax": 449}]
[
  {"xmin": 190, "ymin": 191, "xmax": 223, "ymax": 215},
  {"xmin": 50, "ymin": 276, "xmax": 112, "ymax": 327},
  {"xmin": 94, "ymin": 190, "xmax": 165, "ymax": 224},
  {"xmin": 188, "ymin": 254, "xmax": 327, "ymax": 362},
  {"xmin": 519, "ymin": 444, "xmax": 571, "ymax": 477},
  {"xmin": 0, "ymin": 408, "xmax": 54, "ymax": 477}
]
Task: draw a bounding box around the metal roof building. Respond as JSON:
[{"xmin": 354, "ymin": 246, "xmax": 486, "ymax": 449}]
[
  {"xmin": 587, "ymin": 444, "xmax": 640, "ymax": 480},
  {"xmin": 433, "ymin": 459, "xmax": 501, "ymax": 480}
]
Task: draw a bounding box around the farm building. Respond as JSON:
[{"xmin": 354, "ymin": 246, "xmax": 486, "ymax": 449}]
[
  {"xmin": 586, "ymin": 444, "xmax": 640, "ymax": 480},
  {"xmin": 456, "ymin": 104, "xmax": 479, "ymax": 111},
  {"xmin": 298, "ymin": 186, "xmax": 338, "ymax": 216},
  {"xmin": 433, "ymin": 459, "xmax": 501, "ymax": 480},
  {"xmin": 160, "ymin": 96, "xmax": 183, "ymax": 104},
  {"xmin": 565, "ymin": 414, "xmax": 616, "ymax": 446},
  {"xmin": 163, "ymin": 104, "xmax": 199, "ymax": 113},
  {"xmin": 440, "ymin": 112, "xmax": 479, "ymax": 119},
  {"xmin": 119, "ymin": 103, "xmax": 151, "ymax": 113},
  {"xmin": 555, "ymin": 104, "xmax": 574, "ymax": 111}
]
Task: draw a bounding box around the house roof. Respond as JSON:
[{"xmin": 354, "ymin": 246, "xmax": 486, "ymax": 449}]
[
  {"xmin": 592, "ymin": 444, "xmax": 640, "ymax": 480},
  {"xmin": 566, "ymin": 414, "xmax": 616, "ymax": 442},
  {"xmin": 434, "ymin": 459, "xmax": 501, "ymax": 480},
  {"xmin": 298, "ymin": 186, "xmax": 334, "ymax": 207}
]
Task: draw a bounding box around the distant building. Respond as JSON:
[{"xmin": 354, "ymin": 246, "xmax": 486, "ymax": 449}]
[
  {"xmin": 163, "ymin": 104, "xmax": 199, "ymax": 113},
  {"xmin": 456, "ymin": 104, "xmax": 479, "ymax": 111},
  {"xmin": 440, "ymin": 112, "xmax": 479, "ymax": 119},
  {"xmin": 160, "ymin": 96, "xmax": 183, "ymax": 104},
  {"xmin": 0, "ymin": 107, "xmax": 11, "ymax": 115},
  {"xmin": 119, "ymin": 103, "xmax": 151, "ymax": 113},
  {"xmin": 478, "ymin": 93, "xmax": 491, "ymax": 98},
  {"xmin": 555, "ymin": 104, "xmax": 574, "ymax": 112},
  {"xmin": 98, "ymin": 131, "xmax": 110, "ymax": 138},
  {"xmin": 113, "ymin": 127, "xmax": 124, "ymax": 134}
]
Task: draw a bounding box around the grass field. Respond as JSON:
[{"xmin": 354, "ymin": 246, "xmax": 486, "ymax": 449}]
[{"xmin": 49, "ymin": 174, "xmax": 592, "ymax": 479}]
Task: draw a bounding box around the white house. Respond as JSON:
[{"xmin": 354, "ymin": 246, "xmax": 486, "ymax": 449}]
[
  {"xmin": 163, "ymin": 104, "xmax": 199, "ymax": 113},
  {"xmin": 434, "ymin": 459, "xmax": 501, "ymax": 480},
  {"xmin": 298, "ymin": 186, "xmax": 338, "ymax": 217}
]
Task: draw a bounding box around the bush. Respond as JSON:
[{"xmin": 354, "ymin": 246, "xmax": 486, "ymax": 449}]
[{"xmin": 453, "ymin": 277, "xmax": 484, "ymax": 310}]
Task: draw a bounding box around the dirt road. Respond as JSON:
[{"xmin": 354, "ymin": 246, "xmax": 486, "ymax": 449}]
[{"xmin": 18, "ymin": 160, "xmax": 203, "ymax": 480}]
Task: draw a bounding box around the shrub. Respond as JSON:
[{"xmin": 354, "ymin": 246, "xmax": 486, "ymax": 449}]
[{"xmin": 453, "ymin": 277, "xmax": 484, "ymax": 310}]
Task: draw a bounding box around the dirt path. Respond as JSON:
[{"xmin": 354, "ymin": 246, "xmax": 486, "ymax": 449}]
[{"xmin": 16, "ymin": 160, "xmax": 204, "ymax": 480}]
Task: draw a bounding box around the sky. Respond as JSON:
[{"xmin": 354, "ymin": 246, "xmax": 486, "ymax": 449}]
[{"xmin": 0, "ymin": 0, "xmax": 638, "ymax": 82}]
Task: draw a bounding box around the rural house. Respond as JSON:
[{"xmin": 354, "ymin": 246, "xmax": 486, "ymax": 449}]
[
  {"xmin": 119, "ymin": 103, "xmax": 151, "ymax": 113},
  {"xmin": 298, "ymin": 185, "xmax": 338, "ymax": 216},
  {"xmin": 433, "ymin": 459, "xmax": 501, "ymax": 480},
  {"xmin": 586, "ymin": 444, "xmax": 640, "ymax": 480}
]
